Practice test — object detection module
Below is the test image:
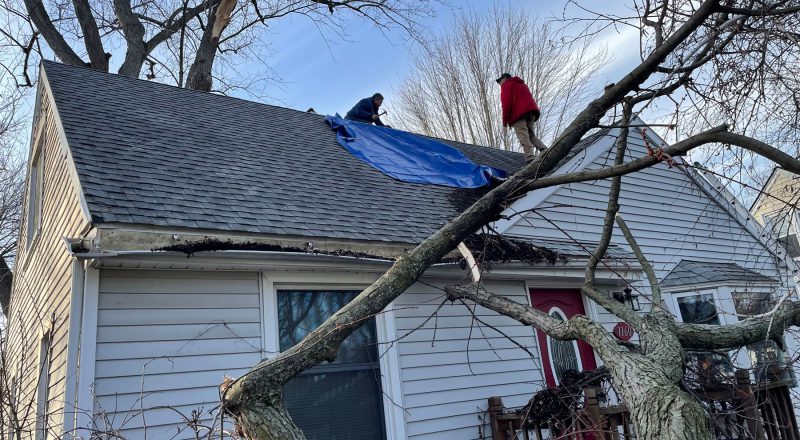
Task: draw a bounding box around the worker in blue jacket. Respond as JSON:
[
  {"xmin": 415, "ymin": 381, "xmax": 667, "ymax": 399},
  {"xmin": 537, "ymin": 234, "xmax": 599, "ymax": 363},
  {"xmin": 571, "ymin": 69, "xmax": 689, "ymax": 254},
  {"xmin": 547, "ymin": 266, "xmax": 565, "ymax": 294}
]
[{"xmin": 345, "ymin": 93, "xmax": 386, "ymax": 126}]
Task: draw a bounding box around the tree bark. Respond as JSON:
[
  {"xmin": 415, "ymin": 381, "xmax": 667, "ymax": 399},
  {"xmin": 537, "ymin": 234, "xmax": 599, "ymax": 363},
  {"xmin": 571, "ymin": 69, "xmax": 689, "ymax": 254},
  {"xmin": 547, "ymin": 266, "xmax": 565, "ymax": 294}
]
[
  {"xmin": 627, "ymin": 384, "xmax": 712, "ymax": 440},
  {"xmin": 23, "ymin": 0, "xmax": 85, "ymax": 66},
  {"xmin": 186, "ymin": 6, "xmax": 221, "ymax": 91},
  {"xmin": 235, "ymin": 398, "xmax": 305, "ymax": 440},
  {"xmin": 72, "ymin": 0, "xmax": 108, "ymax": 70},
  {"xmin": 113, "ymin": 0, "xmax": 147, "ymax": 77}
]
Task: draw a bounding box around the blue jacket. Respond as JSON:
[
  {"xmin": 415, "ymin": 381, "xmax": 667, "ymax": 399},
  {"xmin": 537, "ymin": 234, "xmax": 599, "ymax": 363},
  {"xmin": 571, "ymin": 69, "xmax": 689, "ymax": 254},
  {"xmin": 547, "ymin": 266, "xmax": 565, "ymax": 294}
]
[{"xmin": 345, "ymin": 97, "xmax": 385, "ymax": 126}]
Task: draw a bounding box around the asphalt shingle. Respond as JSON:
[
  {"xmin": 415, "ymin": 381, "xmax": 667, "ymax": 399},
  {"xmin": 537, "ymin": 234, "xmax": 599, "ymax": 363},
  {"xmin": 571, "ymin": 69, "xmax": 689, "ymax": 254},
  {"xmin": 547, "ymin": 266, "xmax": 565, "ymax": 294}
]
[
  {"xmin": 660, "ymin": 260, "xmax": 777, "ymax": 288},
  {"xmin": 43, "ymin": 61, "xmax": 604, "ymax": 244}
]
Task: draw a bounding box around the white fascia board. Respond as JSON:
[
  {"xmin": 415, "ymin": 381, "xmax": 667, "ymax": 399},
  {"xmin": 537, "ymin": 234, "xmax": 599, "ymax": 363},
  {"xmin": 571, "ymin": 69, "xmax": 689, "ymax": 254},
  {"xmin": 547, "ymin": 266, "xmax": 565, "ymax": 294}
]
[{"xmin": 493, "ymin": 128, "xmax": 619, "ymax": 234}]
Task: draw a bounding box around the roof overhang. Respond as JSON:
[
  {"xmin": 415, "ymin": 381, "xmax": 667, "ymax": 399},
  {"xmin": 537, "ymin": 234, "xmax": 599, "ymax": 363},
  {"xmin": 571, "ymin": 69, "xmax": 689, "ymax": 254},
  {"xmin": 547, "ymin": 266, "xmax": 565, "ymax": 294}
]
[{"xmin": 66, "ymin": 247, "xmax": 641, "ymax": 284}]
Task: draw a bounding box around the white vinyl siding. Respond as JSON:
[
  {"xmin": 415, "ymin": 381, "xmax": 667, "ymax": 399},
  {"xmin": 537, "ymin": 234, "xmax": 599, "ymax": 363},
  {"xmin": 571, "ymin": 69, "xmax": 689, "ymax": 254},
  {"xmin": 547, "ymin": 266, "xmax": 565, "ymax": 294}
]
[
  {"xmin": 93, "ymin": 269, "xmax": 262, "ymax": 439},
  {"xmin": 394, "ymin": 279, "xmax": 541, "ymax": 440},
  {"xmin": 503, "ymin": 128, "xmax": 780, "ymax": 283},
  {"xmin": 6, "ymin": 85, "xmax": 92, "ymax": 438}
]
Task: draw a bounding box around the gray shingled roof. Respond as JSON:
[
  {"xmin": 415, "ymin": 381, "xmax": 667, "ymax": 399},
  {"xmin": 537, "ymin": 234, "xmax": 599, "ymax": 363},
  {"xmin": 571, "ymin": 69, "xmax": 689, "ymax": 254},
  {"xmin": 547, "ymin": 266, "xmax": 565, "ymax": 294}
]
[
  {"xmin": 660, "ymin": 260, "xmax": 778, "ymax": 288},
  {"xmin": 43, "ymin": 61, "xmax": 605, "ymax": 244}
]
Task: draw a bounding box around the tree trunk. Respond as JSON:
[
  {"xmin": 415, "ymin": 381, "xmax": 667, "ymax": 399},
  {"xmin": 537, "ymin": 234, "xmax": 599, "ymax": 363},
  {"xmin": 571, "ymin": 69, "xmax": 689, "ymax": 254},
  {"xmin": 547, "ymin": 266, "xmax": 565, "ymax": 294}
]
[
  {"xmin": 627, "ymin": 383, "xmax": 712, "ymax": 440},
  {"xmin": 234, "ymin": 395, "xmax": 305, "ymax": 440},
  {"xmin": 186, "ymin": 8, "xmax": 220, "ymax": 91},
  {"xmin": 0, "ymin": 257, "xmax": 12, "ymax": 318}
]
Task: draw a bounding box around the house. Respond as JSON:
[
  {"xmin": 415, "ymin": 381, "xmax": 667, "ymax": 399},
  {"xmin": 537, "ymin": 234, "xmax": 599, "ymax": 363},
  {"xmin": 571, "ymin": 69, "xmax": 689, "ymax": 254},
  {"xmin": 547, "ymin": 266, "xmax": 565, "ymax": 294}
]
[
  {"xmin": 5, "ymin": 61, "xmax": 796, "ymax": 440},
  {"xmin": 751, "ymin": 167, "xmax": 800, "ymax": 260}
]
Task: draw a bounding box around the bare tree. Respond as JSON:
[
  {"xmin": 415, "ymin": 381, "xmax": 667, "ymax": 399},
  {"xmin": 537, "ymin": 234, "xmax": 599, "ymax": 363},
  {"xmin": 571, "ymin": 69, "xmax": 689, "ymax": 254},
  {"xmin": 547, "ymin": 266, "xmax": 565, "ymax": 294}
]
[
  {"xmin": 0, "ymin": 0, "xmax": 441, "ymax": 92},
  {"xmin": 0, "ymin": 85, "xmax": 24, "ymax": 318},
  {"xmin": 212, "ymin": 2, "xmax": 800, "ymax": 439},
  {"xmin": 394, "ymin": 6, "xmax": 608, "ymax": 150}
]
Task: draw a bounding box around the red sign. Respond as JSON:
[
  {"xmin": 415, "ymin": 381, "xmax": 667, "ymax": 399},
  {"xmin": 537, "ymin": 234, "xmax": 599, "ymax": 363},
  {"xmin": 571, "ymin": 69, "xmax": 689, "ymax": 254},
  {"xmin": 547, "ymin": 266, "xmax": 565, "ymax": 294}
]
[{"xmin": 613, "ymin": 322, "xmax": 635, "ymax": 341}]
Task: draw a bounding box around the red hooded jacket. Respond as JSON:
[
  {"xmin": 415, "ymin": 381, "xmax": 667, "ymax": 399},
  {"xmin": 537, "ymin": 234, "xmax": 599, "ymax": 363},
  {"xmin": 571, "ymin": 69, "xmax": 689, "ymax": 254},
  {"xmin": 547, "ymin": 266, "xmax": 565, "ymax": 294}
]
[{"xmin": 500, "ymin": 77, "xmax": 540, "ymax": 126}]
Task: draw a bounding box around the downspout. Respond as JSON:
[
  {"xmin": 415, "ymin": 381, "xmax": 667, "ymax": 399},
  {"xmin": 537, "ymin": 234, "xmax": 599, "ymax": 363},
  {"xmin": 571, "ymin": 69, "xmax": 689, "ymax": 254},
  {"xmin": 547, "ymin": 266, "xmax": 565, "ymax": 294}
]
[{"xmin": 61, "ymin": 259, "xmax": 85, "ymax": 439}]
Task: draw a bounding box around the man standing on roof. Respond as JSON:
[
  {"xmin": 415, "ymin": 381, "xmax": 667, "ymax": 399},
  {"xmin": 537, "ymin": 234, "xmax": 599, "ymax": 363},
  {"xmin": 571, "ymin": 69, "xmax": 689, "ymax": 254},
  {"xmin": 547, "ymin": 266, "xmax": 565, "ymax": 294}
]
[
  {"xmin": 345, "ymin": 93, "xmax": 386, "ymax": 126},
  {"xmin": 497, "ymin": 73, "xmax": 547, "ymax": 162}
]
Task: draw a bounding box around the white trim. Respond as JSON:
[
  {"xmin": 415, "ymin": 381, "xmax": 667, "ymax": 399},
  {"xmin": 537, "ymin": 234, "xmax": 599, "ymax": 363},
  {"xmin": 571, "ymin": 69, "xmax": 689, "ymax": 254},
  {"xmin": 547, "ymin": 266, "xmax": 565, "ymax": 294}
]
[
  {"xmin": 523, "ymin": 281, "xmax": 547, "ymax": 387},
  {"xmin": 62, "ymin": 260, "xmax": 86, "ymax": 438},
  {"xmin": 667, "ymin": 289, "xmax": 725, "ymax": 324},
  {"xmin": 260, "ymin": 273, "xmax": 279, "ymax": 358},
  {"xmin": 38, "ymin": 65, "xmax": 93, "ymax": 223},
  {"xmin": 493, "ymin": 129, "xmax": 619, "ymax": 234},
  {"xmin": 545, "ymin": 306, "xmax": 583, "ymax": 386},
  {"xmin": 376, "ymin": 303, "xmax": 408, "ymax": 440},
  {"xmin": 264, "ymin": 279, "xmax": 406, "ymax": 440},
  {"xmin": 75, "ymin": 265, "xmax": 99, "ymax": 435},
  {"xmin": 661, "ymin": 280, "xmax": 778, "ymax": 293}
]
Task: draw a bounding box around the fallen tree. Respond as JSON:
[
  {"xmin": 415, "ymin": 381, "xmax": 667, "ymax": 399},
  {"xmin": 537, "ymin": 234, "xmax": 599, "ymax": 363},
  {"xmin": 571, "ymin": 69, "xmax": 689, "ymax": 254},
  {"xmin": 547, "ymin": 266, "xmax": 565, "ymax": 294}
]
[{"xmin": 219, "ymin": 1, "xmax": 800, "ymax": 439}]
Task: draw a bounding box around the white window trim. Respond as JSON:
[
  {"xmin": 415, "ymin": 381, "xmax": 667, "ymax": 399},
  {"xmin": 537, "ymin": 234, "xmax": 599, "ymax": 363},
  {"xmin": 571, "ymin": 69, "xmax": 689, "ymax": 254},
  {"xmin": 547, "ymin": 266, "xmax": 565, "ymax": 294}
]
[
  {"xmin": 27, "ymin": 143, "xmax": 44, "ymax": 248},
  {"xmin": 35, "ymin": 328, "xmax": 52, "ymax": 440},
  {"xmin": 259, "ymin": 273, "xmax": 407, "ymax": 440},
  {"xmin": 666, "ymin": 287, "xmax": 737, "ymax": 326},
  {"xmin": 667, "ymin": 287, "xmax": 759, "ymax": 371}
]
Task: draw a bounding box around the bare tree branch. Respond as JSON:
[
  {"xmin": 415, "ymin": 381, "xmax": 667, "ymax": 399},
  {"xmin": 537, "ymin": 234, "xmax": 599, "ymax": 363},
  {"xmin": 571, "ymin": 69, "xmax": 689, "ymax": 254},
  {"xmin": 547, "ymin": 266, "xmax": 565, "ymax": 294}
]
[
  {"xmin": 22, "ymin": 0, "xmax": 85, "ymax": 66},
  {"xmin": 72, "ymin": 0, "xmax": 108, "ymax": 70}
]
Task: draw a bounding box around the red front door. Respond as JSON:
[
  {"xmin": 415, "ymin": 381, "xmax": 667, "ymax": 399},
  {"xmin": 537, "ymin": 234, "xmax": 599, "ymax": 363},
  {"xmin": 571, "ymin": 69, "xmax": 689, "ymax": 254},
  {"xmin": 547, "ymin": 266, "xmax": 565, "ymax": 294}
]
[{"xmin": 530, "ymin": 289, "xmax": 597, "ymax": 387}]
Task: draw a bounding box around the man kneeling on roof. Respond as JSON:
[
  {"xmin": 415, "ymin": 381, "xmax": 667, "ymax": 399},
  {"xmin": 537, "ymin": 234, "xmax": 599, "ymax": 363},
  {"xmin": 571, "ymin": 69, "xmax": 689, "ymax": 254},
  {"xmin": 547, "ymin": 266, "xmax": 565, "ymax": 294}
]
[
  {"xmin": 497, "ymin": 73, "xmax": 547, "ymax": 162},
  {"xmin": 345, "ymin": 93, "xmax": 386, "ymax": 126}
]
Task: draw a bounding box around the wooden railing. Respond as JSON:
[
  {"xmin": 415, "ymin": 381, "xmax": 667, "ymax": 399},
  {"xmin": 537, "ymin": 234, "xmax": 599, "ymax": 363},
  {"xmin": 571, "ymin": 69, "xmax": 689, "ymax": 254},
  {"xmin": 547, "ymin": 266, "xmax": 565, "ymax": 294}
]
[
  {"xmin": 487, "ymin": 390, "xmax": 632, "ymax": 440},
  {"xmin": 487, "ymin": 369, "xmax": 799, "ymax": 440}
]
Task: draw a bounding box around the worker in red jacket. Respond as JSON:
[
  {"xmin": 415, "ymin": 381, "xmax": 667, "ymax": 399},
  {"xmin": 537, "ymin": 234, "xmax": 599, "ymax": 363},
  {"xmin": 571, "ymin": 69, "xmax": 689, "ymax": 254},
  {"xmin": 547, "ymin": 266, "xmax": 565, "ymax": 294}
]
[{"xmin": 497, "ymin": 73, "xmax": 547, "ymax": 162}]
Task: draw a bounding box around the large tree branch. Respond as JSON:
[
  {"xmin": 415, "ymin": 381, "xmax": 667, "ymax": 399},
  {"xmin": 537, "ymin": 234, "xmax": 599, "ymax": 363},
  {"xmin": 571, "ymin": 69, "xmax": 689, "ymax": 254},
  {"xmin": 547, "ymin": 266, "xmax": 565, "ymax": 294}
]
[
  {"xmin": 72, "ymin": 0, "xmax": 108, "ymax": 70},
  {"xmin": 615, "ymin": 215, "xmax": 664, "ymax": 308},
  {"xmin": 508, "ymin": 126, "xmax": 800, "ymax": 199},
  {"xmin": 445, "ymin": 284, "xmax": 580, "ymax": 339},
  {"xmin": 677, "ymin": 302, "xmax": 800, "ymax": 350},
  {"xmin": 23, "ymin": 0, "xmax": 84, "ymax": 66},
  {"xmin": 145, "ymin": 1, "xmax": 221, "ymax": 52},
  {"xmin": 114, "ymin": 0, "xmax": 147, "ymax": 77},
  {"xmin": 444, "ymin": 284, "xmax": 635, "ymax": 366}
]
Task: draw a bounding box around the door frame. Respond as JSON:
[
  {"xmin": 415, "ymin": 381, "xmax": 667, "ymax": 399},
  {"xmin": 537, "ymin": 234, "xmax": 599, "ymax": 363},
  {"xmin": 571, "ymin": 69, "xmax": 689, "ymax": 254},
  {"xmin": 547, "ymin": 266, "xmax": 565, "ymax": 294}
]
[{"xmin": 525, "ymin": 284, "xmax": 601, "ymax": 386}]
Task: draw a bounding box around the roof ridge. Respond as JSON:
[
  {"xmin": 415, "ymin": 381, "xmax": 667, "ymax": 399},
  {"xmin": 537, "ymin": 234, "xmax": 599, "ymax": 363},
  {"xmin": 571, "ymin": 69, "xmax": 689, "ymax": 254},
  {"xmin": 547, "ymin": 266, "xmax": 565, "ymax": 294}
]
[
  {"xmin": 41, "ymin": 60, "xmax": 527, "ymax": 157},
  {"xmin": 42, "ymin": 59, "xmax": 329, "ymax": 121}
]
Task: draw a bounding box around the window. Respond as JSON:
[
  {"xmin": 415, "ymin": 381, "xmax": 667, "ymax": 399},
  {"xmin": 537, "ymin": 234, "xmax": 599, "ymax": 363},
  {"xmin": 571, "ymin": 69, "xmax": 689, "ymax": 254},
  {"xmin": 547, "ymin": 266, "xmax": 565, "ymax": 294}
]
[
  {"xmin": 677, "ymin": 294, "xmax": 721, "ymax": 325},
  {"xmin": 675, "ymin": 294, "xmax": 733, "ymax": 385},
  {"xmin": 35, "ymin": 332, "xmax": 51, "ymax": 440},
  {"xmin": 26, "ymin": 150, "xmax": 44, "ymax": 247},
  {"xmin": 546, "ymin": 308, "xmax": 581, "ymax": 385},
  {"xmin": 278, "ymin": 290, "xmax": 385, "ymax": 440}
]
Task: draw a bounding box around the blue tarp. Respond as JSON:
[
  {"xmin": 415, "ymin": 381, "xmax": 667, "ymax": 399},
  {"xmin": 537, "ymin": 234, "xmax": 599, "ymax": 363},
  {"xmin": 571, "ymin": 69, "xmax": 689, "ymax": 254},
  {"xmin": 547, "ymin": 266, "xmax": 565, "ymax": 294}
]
[{"xmin": 325, "ymin": 114, "xmax": 506, "ymax": 188}]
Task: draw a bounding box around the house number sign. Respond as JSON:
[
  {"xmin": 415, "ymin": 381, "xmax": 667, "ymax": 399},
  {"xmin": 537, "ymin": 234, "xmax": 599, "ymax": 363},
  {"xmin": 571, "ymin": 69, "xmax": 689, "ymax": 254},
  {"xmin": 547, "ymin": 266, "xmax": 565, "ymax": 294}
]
[{"xmin": 613, "ymin": 322, "xmax": 635, "ymax": 341}]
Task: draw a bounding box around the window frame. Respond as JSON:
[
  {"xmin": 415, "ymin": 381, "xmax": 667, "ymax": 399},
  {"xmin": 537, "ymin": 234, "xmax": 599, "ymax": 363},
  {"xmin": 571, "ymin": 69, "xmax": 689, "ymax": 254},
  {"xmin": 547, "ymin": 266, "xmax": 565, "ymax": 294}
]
[
  {"xmin": 26, "ymin": 139, "xmax": 45, "ymax": 250},
  {"xmin": 35, "ymin": 329, "xmax": 51, "ymax": 440},
  {"xmin": 259, "ymin": 274, "xmax": 406, "ymax": 440},
  {"xmin": 665, "ymin": 284, "xmax": 778, "ymax": 370}
]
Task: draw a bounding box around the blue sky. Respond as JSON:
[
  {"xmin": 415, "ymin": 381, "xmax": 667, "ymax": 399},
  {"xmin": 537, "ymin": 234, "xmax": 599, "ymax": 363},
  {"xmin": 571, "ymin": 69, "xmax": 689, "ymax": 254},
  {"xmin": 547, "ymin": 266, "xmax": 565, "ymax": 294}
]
[{"xmin": 255, "ymin": 1, "xmax": 639, "ymax": 117}]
